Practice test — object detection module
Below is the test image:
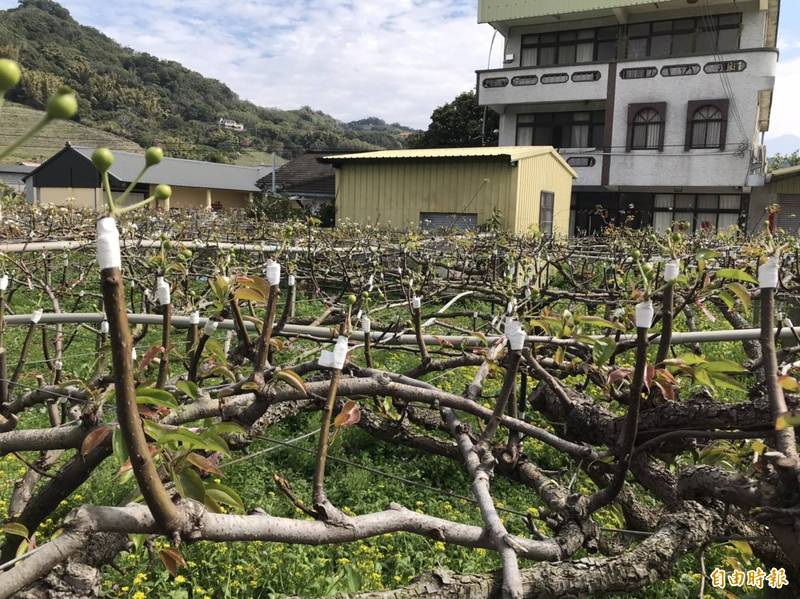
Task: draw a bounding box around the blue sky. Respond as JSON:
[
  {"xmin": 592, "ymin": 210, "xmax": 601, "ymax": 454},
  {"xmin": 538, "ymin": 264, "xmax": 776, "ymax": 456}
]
[{"xmin": 0, "ymin": 0, "xmax": 797, "ymax": 141}]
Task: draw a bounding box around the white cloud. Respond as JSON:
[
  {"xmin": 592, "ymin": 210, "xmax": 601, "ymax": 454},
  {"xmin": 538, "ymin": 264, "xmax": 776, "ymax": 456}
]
[
  {"xmin": 48, "ymin": 0, "xmax": 498, "ymax": 129},
  {"xmin": 767, "ymin": 55, "xmax": 800, "ymax": 140}
]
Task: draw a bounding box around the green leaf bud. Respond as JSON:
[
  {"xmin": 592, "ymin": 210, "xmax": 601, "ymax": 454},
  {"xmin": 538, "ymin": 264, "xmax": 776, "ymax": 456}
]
[{"xmin": 0, "ymin": 59, "xmax": 21, "ymax": 92}]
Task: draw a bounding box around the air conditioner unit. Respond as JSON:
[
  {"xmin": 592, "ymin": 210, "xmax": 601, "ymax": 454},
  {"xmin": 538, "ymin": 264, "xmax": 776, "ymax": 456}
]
[{"xmin": 504, "ymin": 53, "xmax": 515, "ymax": 63}]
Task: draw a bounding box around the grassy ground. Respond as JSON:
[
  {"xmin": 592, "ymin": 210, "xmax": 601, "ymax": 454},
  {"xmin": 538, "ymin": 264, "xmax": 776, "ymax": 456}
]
[
  {"xmin": 0, "ymin": 265, "xmax": 773, "ymax": 598},
  {"xmin": 0, "ymin": 102, "xmax": 140, "ymax": 163}
]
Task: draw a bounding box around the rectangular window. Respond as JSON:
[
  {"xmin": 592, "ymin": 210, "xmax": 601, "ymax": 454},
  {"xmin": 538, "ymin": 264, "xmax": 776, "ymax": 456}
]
[
  {"xmin": 420, "ymin": 213, "xmax": 478, "ymax": 231},
  {"xmin": 539, "ymin": 191, "xmax": 555, "ymax": 235},
  {"xmin": 520, "ymin": 26, "xmax": 619, "ymax": 67},
  {"xmin": 516, "ymin": 111, "xmax": 605, "ymax": 149},
  {"xmin": 622, "ymin": 13, "xmax": 741, "ymax": 59},
  {"xmin": 651, "ymin": 194, "xmax": 742, "ymax": 232}
]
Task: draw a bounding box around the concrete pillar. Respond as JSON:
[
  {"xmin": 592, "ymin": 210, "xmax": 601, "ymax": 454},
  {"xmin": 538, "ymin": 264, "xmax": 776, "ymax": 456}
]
[{"xmin": 205, "ymin": 189, "xmax": 213, "ymax": 210}]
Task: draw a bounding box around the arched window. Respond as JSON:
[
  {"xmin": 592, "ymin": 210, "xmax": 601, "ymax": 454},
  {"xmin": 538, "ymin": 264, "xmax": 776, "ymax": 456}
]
[
  {"xmin": 628, "ymin": 105, "xmax": 665, "ymax": 150},
  {"xmin": 686, "ymin": 100, "xmax": 728, "ymax": 150}
]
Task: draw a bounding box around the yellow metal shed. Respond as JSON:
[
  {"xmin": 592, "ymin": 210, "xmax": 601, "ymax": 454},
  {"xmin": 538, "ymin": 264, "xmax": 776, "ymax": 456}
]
[{"xmin": 322, "ymin": 147, "xmax": 576, "ymax": 235}]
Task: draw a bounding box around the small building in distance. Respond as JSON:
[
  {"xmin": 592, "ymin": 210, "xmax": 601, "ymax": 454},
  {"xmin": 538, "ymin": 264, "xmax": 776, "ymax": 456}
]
[
  {"xmin": 24, "ymin": 143, "xmax": 270, "ymax": 211},
  {"xmin": 257, "ymin": 150, "xmax": 348, "ymax": 222},
  {"xmin": 321, "ymin": 146, "xmax": 575, "ymax": 234},
  {"xmin": 0, "ymin": 163, "xmax": 35, "ymax": 195}
]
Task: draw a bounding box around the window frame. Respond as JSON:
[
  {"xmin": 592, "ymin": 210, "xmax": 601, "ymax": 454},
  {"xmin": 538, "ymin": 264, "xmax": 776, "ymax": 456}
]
[
  {"xmin": 685, "ymin": 99, "xmax": 729, "ymax": 151},
  {"xmin": 520, "ymin": 26, "xmax": 619, "ymax": 67},
  {"xmin": 626, "ymin": 102, "xmax": 667, "ymax": 152},
  {"xmin": 622, "ymin": 12, "xmax": 741, "ymax": 60},
  {"xmin": 651, "ymin": 193, "xmax": 742, "ymax": 232},
  {"xmin": 516, "ymin": 110, "xmax": 606, "ymax": 149},
  {"xmin": 539, "ymin": 191, "xmax": 555, "ymax": 235}
]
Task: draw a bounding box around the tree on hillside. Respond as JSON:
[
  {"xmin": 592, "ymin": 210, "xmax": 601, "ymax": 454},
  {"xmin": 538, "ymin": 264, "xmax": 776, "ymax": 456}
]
[
  {"xmin": 407, "ymin": 91, "xmax": 499, "ymax": 148},
  {"xmin": 768, "ymin": 150, "xmax": 800, "ymax": 172}
]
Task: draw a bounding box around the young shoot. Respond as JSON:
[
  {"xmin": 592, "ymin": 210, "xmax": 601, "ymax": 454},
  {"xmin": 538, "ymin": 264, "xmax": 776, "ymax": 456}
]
[
  {"xmin": 0, "ymin": 59, "xmax": 78, "ymax": 161},
  {"xmin": 91, "ymin": 147, "xmax": 171, "ymax": 216}
]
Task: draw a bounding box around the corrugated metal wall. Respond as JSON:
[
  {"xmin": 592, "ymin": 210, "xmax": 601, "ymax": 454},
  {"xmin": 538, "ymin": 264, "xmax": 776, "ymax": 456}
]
[
  {"xmin": 335, "ymin": 159, "xmax": 520, "ymax": 231},
  {"xmin": 772, "ymin": 177, "xmax": 800, "ymax": 195},
  {"xmin": 514, "ymin": 154, "xmax": 573, "ymax": 235}
]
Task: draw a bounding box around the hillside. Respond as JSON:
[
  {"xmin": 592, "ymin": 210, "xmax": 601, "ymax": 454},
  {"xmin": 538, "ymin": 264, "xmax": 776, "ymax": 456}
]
[
  {"xmin": 0, "ymin": 0, "xmax": 415, "ymax": 164},
  {"xmin": 0, "ymin": 101, "xmax": 141, "ymax": 163}
]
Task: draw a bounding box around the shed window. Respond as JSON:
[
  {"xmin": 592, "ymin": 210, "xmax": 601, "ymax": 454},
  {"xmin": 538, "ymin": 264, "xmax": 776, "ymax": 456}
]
[
  {"xmin": 539, "ymin": 191, "xmax": 555, "ymax": 235},
  {"xmin": 420, "ymin": 212, "xmax": 478, "ymax": 231}
]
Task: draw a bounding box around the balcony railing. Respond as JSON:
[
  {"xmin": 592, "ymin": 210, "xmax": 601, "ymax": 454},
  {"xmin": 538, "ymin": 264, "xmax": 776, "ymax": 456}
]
[{"xmin": 478, "ymin": 49, "xmax": 777, "ymax": 108}]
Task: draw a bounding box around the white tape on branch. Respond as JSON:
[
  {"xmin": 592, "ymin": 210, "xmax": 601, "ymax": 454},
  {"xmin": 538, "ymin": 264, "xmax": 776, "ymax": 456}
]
[
  {"xmin": 664, "ymin": 259, "xmax": 680, "ymax": 282},
  {"xmin": 759, "ymin": 256, "xmax": 779, "ymax": 289},
  {"xmin": 287, "ymin": 275, "xmax": 296, "ymax": 287},
  {"xmin": 204, "ymin": 320, "xmax": 219, "ymax": 336},
  {"xmin": 265, "ymin": 260, "xmax": 281, "ymax": 287},
  {"xmin": 412, "ymin": 296, "xmax": 421, "ymax": 310},
  {"xmin": 96, "ymin": 217, "xmax": 121, "ymax": 270},
  {"xmin": 361, "ymin": 315, "xmax": 371, "ymax": 333},
  {"xmin": 30, "ymin": 309, "xmax": 43, "ymax": 324},
  {"xmin": 189, "ymin": 311, "xmax": 200, "ymax": 325},
  {"xmin": 319, "ymin": 336, "xmax": 349, "ymax": 369},
  {"xmin": 504, "ymin": 318, "xmax": 526, "ymax": 350},
  {"xmin": 131, "ymin": 348, "xmax": 137, "ymax": 361},
  {"xmin": 635, "ymin": 300, "xmax": 654, "ymax": 329},
  {"xmin": 100, "ymin": 320, "xmax": 109, "ymax": 334},
  {"xmin": 0, "ymin": 274, "xmax": 8, "ymax": 291},
  {"xmin": 156, "ymin": 277, "xmax": 171, "ymax": 305}
]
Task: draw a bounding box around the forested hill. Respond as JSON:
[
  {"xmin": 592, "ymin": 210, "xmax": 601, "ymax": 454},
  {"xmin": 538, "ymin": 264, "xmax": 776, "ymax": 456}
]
[{"xmin": 0, "ymin": 0, "xmax": 417, "ymax": 163}]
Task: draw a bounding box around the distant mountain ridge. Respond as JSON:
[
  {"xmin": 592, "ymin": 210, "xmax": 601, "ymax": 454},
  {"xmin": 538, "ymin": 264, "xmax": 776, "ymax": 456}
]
[{"xmin": 0, "ymin": 0, "xmax": 417, "ymax": 164}]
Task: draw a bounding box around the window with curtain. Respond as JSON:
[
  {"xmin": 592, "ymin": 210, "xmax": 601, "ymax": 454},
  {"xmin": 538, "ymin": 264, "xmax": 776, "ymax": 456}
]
[
  {"xmin": 516, "ymin": 111, "xmax": 605, "ymax": 148},
  {"xmin": 689, "ymin": 105, "xmax": 726, "ymax": 149},
  {"xmin": 539, "ymin": 191, "xmax": 555, "ymax": 234},
  {"xmin": 650, "ymin": 194, "xmax": 742, "ymax": 232},
  {"xmin": 629, "ymin": 108, "xmax": 663, "ymax": 150},
  {"xmin": 520, "ymin": 26, "xmax": 618, "ymax": 67}
]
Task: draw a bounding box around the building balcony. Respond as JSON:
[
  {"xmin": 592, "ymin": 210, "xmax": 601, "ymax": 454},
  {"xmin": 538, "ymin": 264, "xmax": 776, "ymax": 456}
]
[
  {"xmin": 477, "ymin": 48, "xmax": 777, "ymax": 115},
  {"xmin": 478, "ymin": 64, "xmax": 608, "ymax": 111}
]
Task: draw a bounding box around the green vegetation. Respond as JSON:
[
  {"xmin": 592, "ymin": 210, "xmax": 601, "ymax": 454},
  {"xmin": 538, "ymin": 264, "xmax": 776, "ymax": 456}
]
[
  {"xmin": 0, "ymin": 0, "xmax": 416, "ymax": 164},
  {"xmin": 0, "ymin": 101, "xmax": 139, "ymax": 162},
  {"xmin": 407, "ymin": 91, "xmax": 499, "ymax": 149}
]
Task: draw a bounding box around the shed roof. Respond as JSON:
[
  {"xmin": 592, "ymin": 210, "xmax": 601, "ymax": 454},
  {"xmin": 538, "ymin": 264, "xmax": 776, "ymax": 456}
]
[
  {"xmin": 770, "ymin": 164, "xmax": 800, "ymax": 182},
  {"xmin": 322, "ymin": 146, "xmax": 576, "ymax": 177},
  {"xmin": 70, "ymin": 147, "xmax": 268, "ymax": 192}
]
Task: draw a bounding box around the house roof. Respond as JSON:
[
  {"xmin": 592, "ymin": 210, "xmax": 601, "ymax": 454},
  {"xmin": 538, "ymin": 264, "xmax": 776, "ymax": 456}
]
[
  {"xmin": 0, "ymin": 164, "xmax": 35, "ymax": 174},
  {"xmin": 322, "ymin": 146, "xmax": 577, "ymax": 177},
  {"xmin": 70, "ymin": 146, "xmax": 269, "ymax": 192},
  {"xmin": 257, "ymin": 151, "xmax": 337, "ymax": 198}
]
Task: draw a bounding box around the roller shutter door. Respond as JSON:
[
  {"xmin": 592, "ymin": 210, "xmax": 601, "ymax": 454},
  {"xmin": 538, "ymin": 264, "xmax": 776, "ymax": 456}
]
[{"xmin": 776, "ymin": 195, "xmax": 800, "ymax": 234}]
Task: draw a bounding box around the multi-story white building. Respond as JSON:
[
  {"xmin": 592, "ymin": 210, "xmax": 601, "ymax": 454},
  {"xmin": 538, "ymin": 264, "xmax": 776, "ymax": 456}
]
[{"xmin": 476, "ymin": 0, "xmax": 780, "ymax": 235}]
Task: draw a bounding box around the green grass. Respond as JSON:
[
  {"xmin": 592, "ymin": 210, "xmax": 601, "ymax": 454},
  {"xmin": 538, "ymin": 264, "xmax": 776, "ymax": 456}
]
[
  {"xmin": 234, "ymin": 150, "xmax": 288, "ymax": 168},
  {"xmin": 0, "ymin": 102, "xmax": 141, "ymax": 163},
  {"xmin": 0, "ymin": 262, "xmax": 777, "ymax": 598}
]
